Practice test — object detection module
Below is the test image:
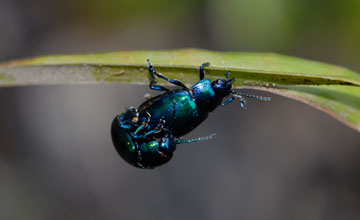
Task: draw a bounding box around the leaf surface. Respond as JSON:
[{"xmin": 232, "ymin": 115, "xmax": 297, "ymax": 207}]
[{"xmin": 1, "ymin": 49, "xmax": 359, "ymax": 131}]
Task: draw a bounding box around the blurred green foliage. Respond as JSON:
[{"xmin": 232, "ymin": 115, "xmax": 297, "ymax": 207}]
[
  {"xmin": 70, "ymin": 0, "xmax": 198, "ymax": 25},
  {"xmin": 57, "ymin": 0, "xmax": 360, "ymax": 70}
]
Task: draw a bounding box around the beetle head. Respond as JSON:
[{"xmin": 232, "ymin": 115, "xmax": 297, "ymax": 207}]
[{"xmin": 211, "ymin": 72, "xmax": 235, "ymax": 98}]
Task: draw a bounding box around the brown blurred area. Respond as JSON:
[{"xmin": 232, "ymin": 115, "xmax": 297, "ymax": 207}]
[{"xmin": 0, "ymin": 0, "xmax": 359, "ymax": 220}]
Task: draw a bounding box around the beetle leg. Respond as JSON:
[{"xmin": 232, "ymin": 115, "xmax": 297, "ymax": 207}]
[
  {"xmin": 144, "ymin": 117, "xmax": 166, "ymax": 137},
  {"xmin": 157, "ymin": 117, "xmax": 166, "ymax": 129},
  {"xmin": 120, "ymin": 107, "xmax": 139, "ymax": 129},
  {"xmin": 221, "ymin": 96, "xmax": 235, "ymax": 106},
  {"xmin": 134, "ymin": 111, "xmax": 152, "ymax": 136},
  {"xmin": 144, "ymin": 130, "xmax": 157, "ymax": 137},
  {"xmin": 200, "ymin": 62, "xmax": 210, "ymax": 80},
  {"xmin": 149, "ymin": 79, "xmax": 169, "ymax": 92},
  {"xmin": 134, "ymin": 124, "xmax": 146, "ymax": 135},
  {"xmin": 221, "ymin": 95, "xmax": 246, "ymax": 109},
  {"xmin": 176, "ymin": 133, "xmax": 216, "ymax": 144},
  {"xmin": 147, "ymin": 59, "xmax": 189, "ymax": 91},
  {"xmin": 238, "ymin": 97, "xmax": 246, "ymax": 109},
  {"xmin": 225, "ymin": 71, "xmax": 231, "ymax": 79},
  {"xmin": 144, "ymin": 111, "xmax": 151, "ymax": 123},
  {"xmin": 147, "ymin": 59, "xmax": 169, "ymax": 91}
]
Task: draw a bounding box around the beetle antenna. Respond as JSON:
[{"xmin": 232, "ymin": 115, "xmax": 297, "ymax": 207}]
[
  {"xmin": 231, "ymin": 90, "xmax": 271, "ymax": 101},
  {"xmin": 176, "ymin": 133, "xmax": 216, "ymax": 144}
]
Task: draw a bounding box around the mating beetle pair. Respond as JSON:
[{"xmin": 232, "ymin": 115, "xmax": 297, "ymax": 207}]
[{"xmin": 111, "ymin": 60, "xmax": 270, "ymax": 169}]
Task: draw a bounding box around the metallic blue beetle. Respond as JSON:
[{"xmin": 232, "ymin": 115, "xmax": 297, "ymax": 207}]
[{"xmin": 111, "ymin": 59, "xmax": 270, "ymax": 168}]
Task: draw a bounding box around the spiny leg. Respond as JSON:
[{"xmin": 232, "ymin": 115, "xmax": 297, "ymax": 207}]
[
  {"xmin": 144, "ymin": 117, "xmax": 166, "ymax": 137},
  {"xmin": 176, "ymin": 133, "xmax": 216, "ymax": 144},
  {"xmin": 200, "ymin": 62, "xmax": 210, "ymax": 80},
  {"xmin": 134, "ymin": 111, "xmax": 151, "ymax": 135},
  {"xmin": 147, "ymin": 59, "xmax": 188, "ymax": 90},
  {"xmin": 147, "ymin": 59, "xmax": 169, "ymax": 91},
  {"xmin": 147, "ymin": 61, "xmax": 169, "ymax": 91}
]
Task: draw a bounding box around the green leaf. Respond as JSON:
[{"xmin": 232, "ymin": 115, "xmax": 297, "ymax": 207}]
[
  {"xmin": 0, "ymin": 48, "xmax": 359, "ymax": 131},
  {"xmin": 250, "ymin": 85, "xmax": 360, "ymax": 132}
]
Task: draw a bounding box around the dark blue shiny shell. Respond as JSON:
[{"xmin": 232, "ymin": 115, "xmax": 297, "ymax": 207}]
[
  {"xmin": 111, "ymin": 116, "xmax": 139, "ymax": 167},
  {"xmin": 111, "ymin": 115, "xmax": 176, "ymax": 168}
]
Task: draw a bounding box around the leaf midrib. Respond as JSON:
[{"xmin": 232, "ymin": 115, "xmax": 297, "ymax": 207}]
[{"xmin": 2, "ymin": 63, "xmax": 358, "ymax": 86}]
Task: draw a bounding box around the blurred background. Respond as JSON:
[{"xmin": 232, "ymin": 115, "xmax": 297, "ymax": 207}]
[{"xmin": 0, "ymin": 0, "xmax": 360, "ymax": 219}]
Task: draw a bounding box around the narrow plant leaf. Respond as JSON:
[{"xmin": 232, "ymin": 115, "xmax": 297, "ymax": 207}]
[
  {"xmin": 0, "ymin": 48, "xmax": 359, "ymax": 131},
  {"xmin": 249, "ymin": 85, "xmax": 360, "ymax": 132}
]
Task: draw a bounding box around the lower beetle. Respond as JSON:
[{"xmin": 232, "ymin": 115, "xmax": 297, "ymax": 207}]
[{"xmin": 111, "ymin": 59, "xmax": 270, "ymax": 168}]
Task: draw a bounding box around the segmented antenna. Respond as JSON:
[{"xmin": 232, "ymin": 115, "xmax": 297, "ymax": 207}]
[
  {"xmin": 232, "ymin": 90, "xmax": 271, "ymax": 101},
  {"xmin": 176, "ymin": 133, "xmax": 216, "ymax": 144}
]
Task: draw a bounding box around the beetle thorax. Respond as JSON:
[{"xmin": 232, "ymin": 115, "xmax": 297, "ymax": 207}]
[{"xmin": 191, "ymin": 79, "xmax": 221, "ymax": 112}]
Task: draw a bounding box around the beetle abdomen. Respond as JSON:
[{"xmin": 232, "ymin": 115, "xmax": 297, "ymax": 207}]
[
  {"xmin": 111, "ymin": 114, "xmax": 177, "ymax": 169},
  {"xmin": 111, "ymin": 116, "xmax": 139, "ymax": 167}
]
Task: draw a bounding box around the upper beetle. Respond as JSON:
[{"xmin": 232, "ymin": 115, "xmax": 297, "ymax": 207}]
[{"xmin": 111, "ymin": 59, "xmax": 270, "ymax": 168}]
